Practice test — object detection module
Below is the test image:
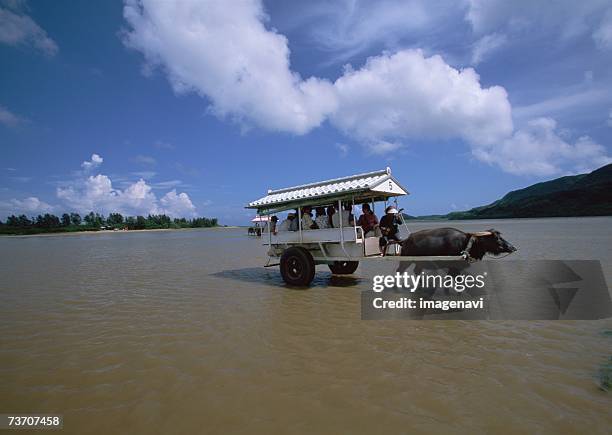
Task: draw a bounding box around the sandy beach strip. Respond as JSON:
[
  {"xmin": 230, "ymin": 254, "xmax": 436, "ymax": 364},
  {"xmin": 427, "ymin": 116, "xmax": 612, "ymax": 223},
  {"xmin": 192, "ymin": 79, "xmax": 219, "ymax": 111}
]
[{"xmin": 0, "ymin": 226, "xmax": 240, "ymax": 238}]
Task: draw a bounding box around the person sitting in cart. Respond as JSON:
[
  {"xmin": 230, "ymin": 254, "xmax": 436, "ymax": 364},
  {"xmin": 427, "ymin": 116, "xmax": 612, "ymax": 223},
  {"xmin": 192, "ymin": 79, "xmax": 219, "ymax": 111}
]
[
  {"xmin": 357, "ymin": 203, "xmax": 378, "ymax": 236},
  {"xmin": 290, "ymin": 211, "xmax": 299, "ymax": 231},
  {"xmin": 278, "ymin": 213, "xmax": 296, "ymax": 231},
  {"xmin": 315, "ymin": 207, "xmax": 329, "ymax": 229},
  {"xmin": 301, "ymin": 206, "xmax": 318, "ymax": 229},
  {"xmin": 331, "ymin": 203, "xmax": 354, "ymax": 228},
  {"xmin": 379, "ymin": 206, "xmax": 400, "ymax": 248},
  {"xmin": 326, "ymin": 205, "xmax": 335, "ymax": 227}
]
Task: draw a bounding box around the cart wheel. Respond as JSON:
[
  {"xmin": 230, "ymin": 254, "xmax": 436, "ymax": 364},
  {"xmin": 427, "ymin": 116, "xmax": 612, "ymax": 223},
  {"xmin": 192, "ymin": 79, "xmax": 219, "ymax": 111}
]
[
  {"xmin": 280, "ymin": 247, "xmax": 315, "ymax": 286},
  {"xmin": 328, "ymin": 261, "xmax": 359, "ymax": 275}
]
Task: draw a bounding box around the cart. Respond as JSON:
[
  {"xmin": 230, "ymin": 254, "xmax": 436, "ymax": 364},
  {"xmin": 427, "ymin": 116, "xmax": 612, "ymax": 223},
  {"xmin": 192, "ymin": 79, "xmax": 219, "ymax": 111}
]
[{"xmin": 246, "ymin": 167, "xmax": 465, "ymax": 286}]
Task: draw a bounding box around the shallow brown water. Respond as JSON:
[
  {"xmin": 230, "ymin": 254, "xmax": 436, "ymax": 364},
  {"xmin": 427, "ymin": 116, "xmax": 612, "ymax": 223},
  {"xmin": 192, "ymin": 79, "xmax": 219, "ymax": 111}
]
[{"xmin": 1, "ymin": 218, "xmax": 611, "ymax": 434}]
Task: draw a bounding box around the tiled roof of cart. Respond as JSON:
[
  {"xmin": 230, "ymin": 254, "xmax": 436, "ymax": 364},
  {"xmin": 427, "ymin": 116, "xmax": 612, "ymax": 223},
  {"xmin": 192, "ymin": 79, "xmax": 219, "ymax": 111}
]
[{"xmin": 246, "ymin": 167, "xmax": 409, "ymax": 210}]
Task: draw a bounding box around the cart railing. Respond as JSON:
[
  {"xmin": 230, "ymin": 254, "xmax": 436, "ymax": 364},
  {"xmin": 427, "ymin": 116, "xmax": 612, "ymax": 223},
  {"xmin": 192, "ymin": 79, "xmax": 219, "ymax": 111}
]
[{"xmin": 265, "ymin": 227, "xmax": 358, "ymax": 245}]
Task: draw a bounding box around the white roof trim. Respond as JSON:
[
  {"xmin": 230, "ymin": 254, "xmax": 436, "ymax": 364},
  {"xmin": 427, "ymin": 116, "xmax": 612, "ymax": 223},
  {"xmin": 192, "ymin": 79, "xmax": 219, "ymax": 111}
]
[{"xmin": 246, "ymin": 167, "xmax": 409, "ymax": 210}]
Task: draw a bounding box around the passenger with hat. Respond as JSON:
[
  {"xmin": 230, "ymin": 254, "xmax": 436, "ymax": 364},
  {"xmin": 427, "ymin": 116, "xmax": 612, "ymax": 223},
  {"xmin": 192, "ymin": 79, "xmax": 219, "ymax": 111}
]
[{"xmin": 379, "ymin": 205, "xmax": 401, "ymax": 250}]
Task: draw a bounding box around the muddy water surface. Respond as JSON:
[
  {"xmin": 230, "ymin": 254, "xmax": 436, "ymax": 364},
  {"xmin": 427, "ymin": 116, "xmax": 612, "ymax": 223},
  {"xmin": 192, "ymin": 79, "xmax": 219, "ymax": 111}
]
[{"xmin": 1, "ymin": 218, "xmax": 611, "ymax": 434}]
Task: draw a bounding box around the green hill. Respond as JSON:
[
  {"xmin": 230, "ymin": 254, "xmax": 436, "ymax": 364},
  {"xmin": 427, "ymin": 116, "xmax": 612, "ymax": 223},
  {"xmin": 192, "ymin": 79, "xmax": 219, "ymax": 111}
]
[{"xmin": 442, "ymin": 163, "xmax": 612, "ymax": 219}]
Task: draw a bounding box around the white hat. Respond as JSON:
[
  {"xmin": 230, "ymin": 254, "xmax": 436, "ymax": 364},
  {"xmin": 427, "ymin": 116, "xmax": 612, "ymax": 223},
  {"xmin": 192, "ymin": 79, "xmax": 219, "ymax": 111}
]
[{"xmin": 386, "ymin": 206, "xmax": 398, "ymax": 214}]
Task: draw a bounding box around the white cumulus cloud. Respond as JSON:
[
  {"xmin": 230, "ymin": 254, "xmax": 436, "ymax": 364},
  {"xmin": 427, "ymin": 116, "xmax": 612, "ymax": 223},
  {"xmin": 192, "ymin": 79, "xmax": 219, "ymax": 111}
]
[
  {"xmin": 331, "ymin": 49, "xmax": 513, "ymax": 152},
  {"xmin": 159, "ymin": 190, "xmax": 196, "ymax": 217},
  {"xmin": 0, "ymin": 196, "xmax": 54, "ymax": 217},
  {"xmin": 57, "ymin": 155, "xmax": 197, "ymax": 217},
  {"xmin": 473, "ymin": 117, "xmax": 612, "ymax": 176},
  {"xmin": 122, "ymin": 2, "xmax": 513, "ymax": 151},
  {"xmin": 81, "ymin": 153, "xmax": 104, "ymax": 170},
  {"xmin": 0, "ymin": 5, "xmax": 58, "ymax": 56},
  {"xmin": 122, "ymin": 0, "xmax": 337, "ymax": 134}
]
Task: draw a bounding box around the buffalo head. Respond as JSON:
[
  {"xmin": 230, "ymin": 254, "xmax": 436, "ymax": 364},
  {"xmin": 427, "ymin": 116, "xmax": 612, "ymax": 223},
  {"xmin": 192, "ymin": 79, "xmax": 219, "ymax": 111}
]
[{"xmin": 471, "ymin": 229, "xmax": 517, "ymax": 259}]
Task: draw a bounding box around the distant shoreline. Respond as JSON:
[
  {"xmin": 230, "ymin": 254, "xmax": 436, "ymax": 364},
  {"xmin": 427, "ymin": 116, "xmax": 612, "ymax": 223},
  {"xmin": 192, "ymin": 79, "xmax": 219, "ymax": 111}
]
[
  {"xmin": 407, "ymin": 213, "xmax": 612, "ymax": 221},
  {"xmin": 405, "ymin": 215, "xmax": 612, "ymax": 222},
  {"xmin": 0, "ymin": 226, "xmax": 239, "ymax": 238}
]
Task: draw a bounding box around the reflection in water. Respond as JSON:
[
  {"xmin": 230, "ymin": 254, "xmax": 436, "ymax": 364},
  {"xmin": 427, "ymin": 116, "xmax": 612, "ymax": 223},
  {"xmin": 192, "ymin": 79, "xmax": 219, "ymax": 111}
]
[
  {"xmin": 211, "ymin": 267, "xmax": 286, "ymax": 286},
  {"xmin": 1, "ymin": 220, "xmax": 611, "ymax": 434},
  {"xmin": 322, "ymin": 275, "xmax": 363, "ymax": 288}
]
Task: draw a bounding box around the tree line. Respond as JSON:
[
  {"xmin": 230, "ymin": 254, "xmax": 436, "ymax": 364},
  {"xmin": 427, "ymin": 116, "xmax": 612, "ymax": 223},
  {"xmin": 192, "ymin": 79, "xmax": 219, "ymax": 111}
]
[{"xmin": 0, "ymin": 212, "xmax": 218, "ymax": 235}]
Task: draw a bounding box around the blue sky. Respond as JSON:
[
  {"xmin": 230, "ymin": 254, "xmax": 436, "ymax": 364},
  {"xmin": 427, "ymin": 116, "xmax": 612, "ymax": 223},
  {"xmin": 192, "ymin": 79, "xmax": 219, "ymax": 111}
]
[{"xmin": 1, "ymin": 0, "xmax": 611, "ymax": 225}]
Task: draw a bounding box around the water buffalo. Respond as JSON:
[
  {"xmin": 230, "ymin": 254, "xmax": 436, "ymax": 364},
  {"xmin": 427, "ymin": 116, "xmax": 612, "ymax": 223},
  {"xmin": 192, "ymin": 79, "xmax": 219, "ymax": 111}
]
[
  {"xmin": 394, "ymin": 228, "xmax": 516, "ymax": 295},
  {"xmin": 400, "ymin": 227, "xmax": 516, "ymax": 260}
]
